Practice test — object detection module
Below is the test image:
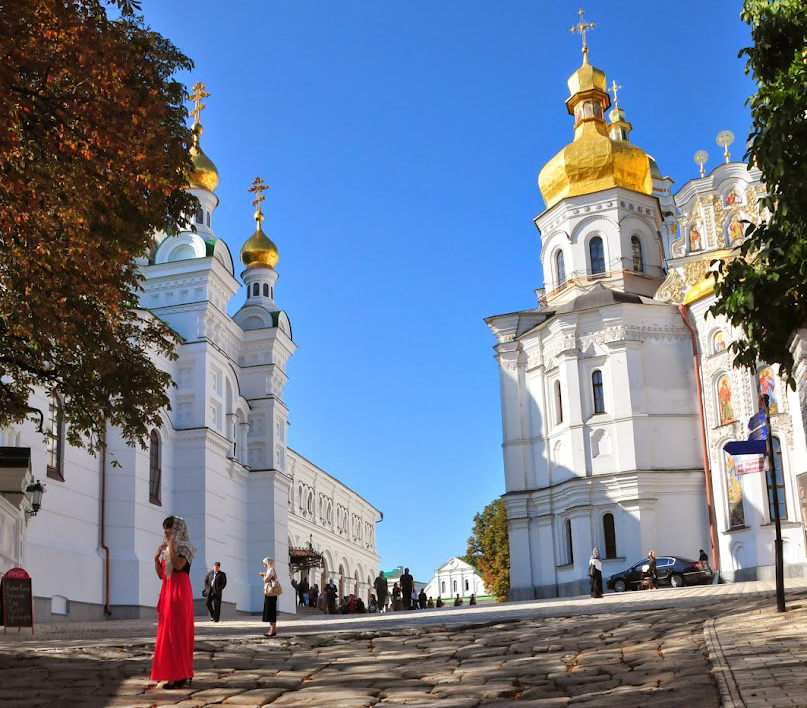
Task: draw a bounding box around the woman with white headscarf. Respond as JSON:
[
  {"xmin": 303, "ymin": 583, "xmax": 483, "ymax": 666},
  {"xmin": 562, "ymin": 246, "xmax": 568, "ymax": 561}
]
[
  {"xmin": 589, "ymin": 548, "xmax": 603, "ymax": 599},
  {"xmin": 260, "ymin": 557, "xmax": 279, "ymax": 637},
  {"xmin": 151, "ymin": 516, "xmax": 196, "ymax": 688}
]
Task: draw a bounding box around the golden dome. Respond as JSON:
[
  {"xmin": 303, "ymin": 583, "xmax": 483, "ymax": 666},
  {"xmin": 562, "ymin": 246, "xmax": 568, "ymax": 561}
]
[
  {"xmin": 188, "ymin": 123, "xmax": 219, "ymax": 192},
  {"xmin": 240, "ymin": 217, "xmax": 279, "ymax": 270},
  {"xmin": 538, "ymin": 55, "xmax": 652, "ymax": 210}
]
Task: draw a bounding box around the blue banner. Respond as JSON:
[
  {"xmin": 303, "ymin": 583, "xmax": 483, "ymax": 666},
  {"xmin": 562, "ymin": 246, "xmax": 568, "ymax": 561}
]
[
  {"xmin": 749, "ymin": 424, "xmax": 768, "ymax": 441},
  {"xmin": 724, "ymin": 440, "xmax": 767, "ymax": 456}
]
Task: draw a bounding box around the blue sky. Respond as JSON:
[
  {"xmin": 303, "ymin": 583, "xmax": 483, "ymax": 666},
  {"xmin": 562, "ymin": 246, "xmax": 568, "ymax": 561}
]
[{"xmin": 138, "ymin": 1, "xmax": 755, "ymax": 581}]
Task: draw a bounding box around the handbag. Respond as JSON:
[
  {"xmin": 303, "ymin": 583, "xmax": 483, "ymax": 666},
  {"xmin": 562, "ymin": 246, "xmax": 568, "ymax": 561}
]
[{"xmin": 264, "ymin": 573, "xmax": 283, "ymax": 597}]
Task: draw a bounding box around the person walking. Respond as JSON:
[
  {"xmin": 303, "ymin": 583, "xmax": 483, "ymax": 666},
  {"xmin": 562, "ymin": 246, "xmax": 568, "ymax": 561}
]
[
  {"xmin": 400, "ymin": 567, "xmax": 414, "ymax": 610},
  {"xmin": 588, "ymin": 548, "xmax": 603, "ymax": 598},
  {"xmin": 310, "ymin": 584, "xmax": 319, "ymax": 609},
  {"xmin": 299, "ymin": 576, "xmax": 309, "ymax": 608},
  {"xmin": 373, "ymin": 571, "xmax": 389, "ymax": 613},
  {"xmin": 202, "ymin": 561, "xmax": 227, "ymax": 622},
  {"xmin": 260, "ymin": 557, "xmax": 280, "ymax": 637},
  {"xmin": 151, "ymin": 516, "xmax": 195, "ymax": 689},
  {"xmin": 325, "ymin": 578, "xmax": 338, "ymax": 614},
  {"xmin": 391, "ymin": 582, "xmax": 403, "ymax": 611},
  {"xmin": 647, "ymin": 550, "xmax": 658, "ymax": 590},
  {"xmin": 418, "ymin": 588, "xmax": 427, "ymax": 609}
]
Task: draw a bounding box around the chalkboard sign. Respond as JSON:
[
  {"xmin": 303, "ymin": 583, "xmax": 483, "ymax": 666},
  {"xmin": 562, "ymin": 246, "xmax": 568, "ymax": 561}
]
[{"xmin": 2, "ymin": 567, "xmax": 33, "ymax": 634}]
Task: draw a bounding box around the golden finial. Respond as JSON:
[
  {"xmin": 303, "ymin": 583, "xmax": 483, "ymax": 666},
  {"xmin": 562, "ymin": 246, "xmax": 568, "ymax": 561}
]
[
  {"xmin": 248, "ymin": 176, "xmax": 269, "ymax": 223},
  {"xmin": 608, "ymin": 79, "xmax": 622, "ymax": 109},
  {"xmin": 188, "ymin": 81, "xmax": 210, "ymax": 126},
  {"xmin": 694, "ymin": 150, "xmax": 709, "ymax": 178},
  {"xmin": 570, "ymin": 7, "xmax": 596, "ymax": 61},
  {"xmin": 716, "ymin": 130, "xmax": 735, "ymax": 163}
]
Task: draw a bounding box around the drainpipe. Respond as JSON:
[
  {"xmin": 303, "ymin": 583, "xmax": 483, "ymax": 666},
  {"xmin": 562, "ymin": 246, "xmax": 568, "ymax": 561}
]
[
  {"xmin": 678, "ymin": 304, "xmax": 720, "ymax": 574},
  {"xmin": 99, "ymin": 426, "xmax": 112, "ymax": 616}
]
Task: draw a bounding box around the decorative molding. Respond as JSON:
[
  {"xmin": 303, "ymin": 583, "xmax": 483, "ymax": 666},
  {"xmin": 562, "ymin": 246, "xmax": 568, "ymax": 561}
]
[{"xmin": 656, "ymin": 268, "xmax": 685, "ymax": 303}]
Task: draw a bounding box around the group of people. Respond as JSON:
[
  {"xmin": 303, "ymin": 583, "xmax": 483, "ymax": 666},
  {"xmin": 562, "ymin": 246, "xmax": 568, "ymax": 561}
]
[{"xmin": 370, "ymin": 569, "xmax": 476, "ymax": 611}]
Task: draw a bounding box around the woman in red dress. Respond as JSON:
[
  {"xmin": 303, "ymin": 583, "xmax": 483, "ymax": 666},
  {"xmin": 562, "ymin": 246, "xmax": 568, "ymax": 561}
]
[{"xmin": 151, "ymin": 516, "xmax": 195, "ymax": 689}]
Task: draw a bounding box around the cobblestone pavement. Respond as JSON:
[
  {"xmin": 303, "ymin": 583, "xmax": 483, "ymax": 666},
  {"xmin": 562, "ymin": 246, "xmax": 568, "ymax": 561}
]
[{"xmin": 0, "ymin": 580, "xmax": 805, "ymax": 708}]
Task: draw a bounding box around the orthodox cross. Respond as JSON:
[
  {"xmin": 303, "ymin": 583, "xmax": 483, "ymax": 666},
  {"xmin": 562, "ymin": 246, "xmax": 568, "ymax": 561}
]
[
  {"xmin": 608, "ymin": 80, "xmax": 622, "ymax": 109},
  {"xmin": 248, "ymin": 176, "xmax": 269, "ymax": 211},
  {"xmin": 188, "ymin": 81, "xmax": 210, "ymax": 124},
  {"xmin": 570, "ymin": 7, "xmax": 596, "ymax": 56}
]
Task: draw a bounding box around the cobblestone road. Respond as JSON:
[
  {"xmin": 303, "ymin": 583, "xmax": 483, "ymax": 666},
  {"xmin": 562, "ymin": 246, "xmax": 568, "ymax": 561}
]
[{"xmin": 0, "ymin": 579, "xmax": 805, "ymax": 708}]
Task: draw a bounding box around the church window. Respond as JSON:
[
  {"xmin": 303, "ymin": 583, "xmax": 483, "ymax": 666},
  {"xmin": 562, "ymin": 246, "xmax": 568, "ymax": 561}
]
[
  {"xmin": 592, "ymin": 370, "xmax": 605, "ymax": 414},
  {"xmin": 564, "ymin": 518, "xmax": 574, "ymax": 564},
  {"xmin": 263, "ymin": 283, "xmax": 269, "ymax": 297},
  {"xmin": 589, "ymin": 237, "xmax": 605, "ymax": 275},
  {"xmin": 603, "ymin": 513, "xmax": 617, "ymax": 558},
  {"xmin": 555, "ymin": 251, "xmax": 566, "ymax": 287},
  {"xmin": 271, "ymin": 287, "xmax": 274, "ymax": 299},
  {"xmin": 149, "ymin": 430, "xmax": 162, "ymax": 505},
  {"xmin": 464, "ymin": 579, "xmax": 469, "ymax": 592},
  {"xmin": 631, "ymin": 236, "xmax": 643, "ymax": 272},
  {"xmin": 554, "ymin": 380, "xmax": 563, "ymax": 424},
  {"xmin": 767, "ymin": 437, "xmax": 788, "ymax": 521},
  {"xmin": 252, "ymin": 283, "xmax": 259, "ymax": 297},
  {"xmin": 453, "ymin": 580, "xmax": 457, "ymax": 593},
  {"xmin": 195, "ymin": 208, "xmax": 204, "ymax": 224},
  {"xmin": 46, "ymin": 394, "xmax": 64, "ymax": 481},
  {"xmin": 206, "ymin": 211, "xmax": 211, "ymax": 227},
  {"xmin": 441, "ymin": 581, "xmax": 446, "ymax": 594}
]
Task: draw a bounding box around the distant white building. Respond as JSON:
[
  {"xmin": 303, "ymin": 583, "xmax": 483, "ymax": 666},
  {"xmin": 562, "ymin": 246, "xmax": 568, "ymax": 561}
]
[{"xmin": 423, "ymin": 557, "xmax": 487, "ymax": 601}]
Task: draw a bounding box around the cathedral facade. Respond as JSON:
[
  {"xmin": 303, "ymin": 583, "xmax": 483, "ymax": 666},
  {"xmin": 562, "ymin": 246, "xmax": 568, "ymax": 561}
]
[
  {"xmin": 0, "ymin": 94, "xmax": 380, "ymax": 622},
  {"xmin": 486, "ymin": 46, "xmax": 807, "ymax": 598}
]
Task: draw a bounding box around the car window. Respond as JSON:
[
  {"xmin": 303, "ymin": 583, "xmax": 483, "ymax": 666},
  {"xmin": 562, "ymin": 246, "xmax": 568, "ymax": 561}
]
[
  {"xmin": 631, "ymin": 558, "xmax": 649, "ymax": 572},
  {"xmin": 657, "ymin": 557, "xmax": 674, "ymax": 567}
]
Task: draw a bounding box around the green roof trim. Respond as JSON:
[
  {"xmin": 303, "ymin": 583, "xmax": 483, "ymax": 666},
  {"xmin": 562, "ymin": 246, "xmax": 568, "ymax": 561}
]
[{"xmin": 204, "ymin": 238, "xmax": 218, "ymax": 256}]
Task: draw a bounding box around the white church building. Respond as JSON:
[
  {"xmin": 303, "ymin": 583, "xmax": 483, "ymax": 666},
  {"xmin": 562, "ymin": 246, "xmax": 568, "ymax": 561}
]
[
  {"xmin": 0, "ymin": 91, "xmax": 380, "ymax": 621},
  {"xmin": 486, "ymin": 43, "xmax": 807, "ymax": 598},
  {"xmin": 423, "ymin": 557, "xmax": 487, "ymax": 602}
]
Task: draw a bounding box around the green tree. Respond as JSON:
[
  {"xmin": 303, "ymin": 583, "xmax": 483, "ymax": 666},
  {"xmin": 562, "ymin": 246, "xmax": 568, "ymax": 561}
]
[
  {"xmin": 464, "ymin": 498, "xmax": 510, "ymax": 601},
  {"xmin": 710, "ymin": 0, "xmax": 807, "ymax": 382},
  {"xmin": 0, "ymin": 0, "xmax": 197, "ymax": 449}
]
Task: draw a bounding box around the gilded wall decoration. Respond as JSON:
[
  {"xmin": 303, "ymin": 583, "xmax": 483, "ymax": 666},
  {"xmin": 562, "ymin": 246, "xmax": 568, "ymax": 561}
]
[
  {"xmin": 656, "ymin": 268, "xmax": 685, "ymax": 303},
  {"xmin": 683, "ymin": 259, "xmax": 711, "ymax": 286}
]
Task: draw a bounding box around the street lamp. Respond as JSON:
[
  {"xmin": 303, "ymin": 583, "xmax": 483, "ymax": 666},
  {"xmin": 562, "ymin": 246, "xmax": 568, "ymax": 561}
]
[{"xmin": 25, "ymin": 479, "xmax": 45, "ymax": 518}]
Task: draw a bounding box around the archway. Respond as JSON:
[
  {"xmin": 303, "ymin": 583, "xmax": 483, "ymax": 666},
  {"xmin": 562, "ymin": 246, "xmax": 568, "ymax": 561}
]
[
  {"xmin": 354, "ymin": 571, "xmax": 359, "ymax": 596},
  {"xmin": 338, "ymin": 565, "xmax": 345, "ymax": 597}
]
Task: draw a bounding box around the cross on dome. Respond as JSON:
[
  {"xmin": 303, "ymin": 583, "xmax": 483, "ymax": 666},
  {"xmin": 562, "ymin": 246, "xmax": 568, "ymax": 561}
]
[
  {"xmin": 188, "ymin": 81, "xmax": 210, "ymax": 125},
  {"xmin": 608, "ymin": 79, "xmax": 623, "ymax": 109},
  {"xmin": 570, "ymin": 7, "xmax": 596, "ymax": 59},
  {"xmin": 248, "ymin": 176, "xmax": 269, "ymax": 218}
]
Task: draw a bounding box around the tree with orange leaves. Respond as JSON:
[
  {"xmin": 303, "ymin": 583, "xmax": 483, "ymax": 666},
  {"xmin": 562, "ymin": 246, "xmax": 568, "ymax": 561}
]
[{"xmin": 0, "ymin": 0, "xmax": 197, "ymax": 449}]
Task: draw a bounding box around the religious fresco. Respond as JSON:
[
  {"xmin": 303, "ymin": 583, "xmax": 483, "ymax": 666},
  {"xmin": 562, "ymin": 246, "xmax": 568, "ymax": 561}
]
[
  {"xmin": 727, "ymin": 213, "xmax": 746, "ymax": 245},
  {"xmin": 757, "ymin": 365, "xmax": 779, "ymax": 414},
  {"xmin": 724, "ymin": 451, "xmax": 746, "ymax": 529},
  {"xmin": 689, "ymin": 224, "xmax": 702, "ymax": 252},
  {"xmin": 717, "ymin": 374, "xmax": 735, "ymax": 425},
  {"xmin": 725, "ymin": 188, "xmax": 742, "ymax": 207},
  {"xmin": 712, "ymin": 330, "xmax": 726, "ymax": 354}
]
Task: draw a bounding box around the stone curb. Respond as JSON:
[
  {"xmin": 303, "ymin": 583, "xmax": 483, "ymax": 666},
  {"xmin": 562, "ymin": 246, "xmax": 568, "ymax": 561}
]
[{"xmin": 703, "ymin": 617, "xmax": 743, "ymax": 708}]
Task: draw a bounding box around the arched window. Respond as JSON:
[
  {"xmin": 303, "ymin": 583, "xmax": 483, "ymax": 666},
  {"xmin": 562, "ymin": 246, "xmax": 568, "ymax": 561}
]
[
  {"xmin": 441, "ymin": 581, "xmax": 445, "ymax": 594},
  {"xmin": 564, "ymin": 518, "xmax": 574, "ymax": 564},
  {"xmin": 603, "ymin": 513, "xmax": 616, "ymax": 559},
  {"xmin": 252, "ymin": 283, "xmax": 259, "ymax": 297},
  {"xmin": 464, "ymin": 579, "xmax": 469, "ymax": 592},
  {"xmin": 195, "ymin": 208, "xmax": 204, "ymax": 224},
  {"xmin": 453, "ymin": 580, "xmax": 457, "ymax": 592},
  {"xmin": 589, "ymin": 237, "xmax": 605, "ymax": 275},
  {"xmin": 767, "ymin": 437, "xmax": 788, "ymax": 520},
  {"xmin": 46, "ymin": 394, "xmax": 64, "ymax": 481},
  {"xmin": 631, "ymin": 236, "xmax": 643, "ymax": 272},
  {"xmin": 554, "ymin": 380, "xmax": 563, "ymax": 424},
  {"xmin": 206, "ymin": 211, "xmax": 211, "ymax": 227},
  {"xmin": 592, "ymin": 370, "xmax": 605, "ymax": 414},
  {"xmin": 149, "ymin": 430, "xmax": 162, "ymax": 505},
  {"xmin": 263, "ymin": 283, "xmax": 269, "ymax": 297},
  {"xmin": 555, "ymin": 250, "xmax": 566, "ymax": 286}
]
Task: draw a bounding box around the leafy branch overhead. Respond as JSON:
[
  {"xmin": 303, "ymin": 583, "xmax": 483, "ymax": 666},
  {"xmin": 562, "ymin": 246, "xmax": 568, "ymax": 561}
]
[
  {"xmin": 0, "ymin": 0, "xmax": 198, "ymax": 448},
  {"xmin": 709, "ymin": 0, "xmax": 807, "ymax": 383}
]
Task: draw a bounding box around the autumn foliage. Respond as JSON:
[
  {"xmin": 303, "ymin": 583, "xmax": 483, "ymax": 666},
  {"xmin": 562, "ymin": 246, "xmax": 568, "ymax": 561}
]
[
  {"xmin": 0, "ymin": 0, "xmax": 197, "ymax": 448},
  {"xmin": 464, "ymin": 498, "xmax": 511, "ymax": 601}
]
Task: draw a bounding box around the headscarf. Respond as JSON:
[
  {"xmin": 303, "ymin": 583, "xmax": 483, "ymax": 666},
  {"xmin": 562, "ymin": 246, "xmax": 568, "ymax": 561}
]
[
  {"xmin": 162, "ymin": 517, "xmax": 195, "ymax": 578},
  {"xmin": 591, "ymin": 548, "xmax": 601, "ymax": 560},
  {"xmin": 263, "ymin": 557, "xmax": 274, "ymax": 568}
]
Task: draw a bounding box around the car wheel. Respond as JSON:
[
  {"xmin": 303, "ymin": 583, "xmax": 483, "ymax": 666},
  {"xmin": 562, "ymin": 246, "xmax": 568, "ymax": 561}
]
[
  {"xmin": 614, "ymin": 579, "xmax": 626, "ymax": 593},
  {"xmin": 670, "ymin": 573, "xmax": 684, "ymax": 588}
]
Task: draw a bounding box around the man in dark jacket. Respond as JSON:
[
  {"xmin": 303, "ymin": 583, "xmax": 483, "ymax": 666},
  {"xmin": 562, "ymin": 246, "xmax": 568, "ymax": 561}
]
[
  {"xmin": 418, "ymin": 588, "xmax": 427, "ymax": 609},
  {"xmin": 202, "ymin": 562, "xmax": 227, "ymax": 622},
  {"xmin": 400, "ymin": 567, "xmax": 414, "ymax": 610},
  {"xmin": 373, "ymin": 571, "xmax": 389, "ymax": 612}
]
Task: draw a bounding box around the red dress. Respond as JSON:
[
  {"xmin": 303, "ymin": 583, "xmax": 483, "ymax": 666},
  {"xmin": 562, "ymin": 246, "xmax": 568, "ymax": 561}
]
[{"xmin": 151, "ymin": 559, "xmax": 195, "ymax": 681}]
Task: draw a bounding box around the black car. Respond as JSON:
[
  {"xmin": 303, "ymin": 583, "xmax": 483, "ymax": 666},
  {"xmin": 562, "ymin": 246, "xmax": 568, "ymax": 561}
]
[{"xmin": 606, "ymin": 555, "xmax": 712, "ymax": 592}]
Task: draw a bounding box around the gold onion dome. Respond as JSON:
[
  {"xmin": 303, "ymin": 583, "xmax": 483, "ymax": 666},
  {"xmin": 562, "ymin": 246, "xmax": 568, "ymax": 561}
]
[
  {"xmin": 188, "ymin": 123, "xmax": 220, "ymax": 192},
  {"xmin": 538, "ymin": 52, "xmax": 652, "ymax": 210},
  {"xmin": 240, "ymin": 177, "xmax": 278, "ymax": 269}
]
